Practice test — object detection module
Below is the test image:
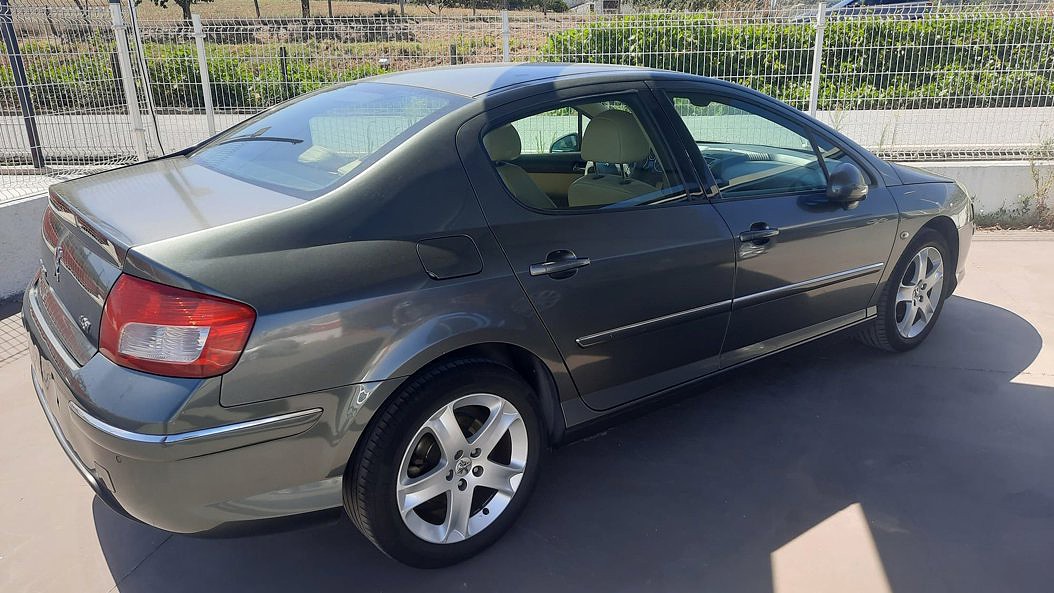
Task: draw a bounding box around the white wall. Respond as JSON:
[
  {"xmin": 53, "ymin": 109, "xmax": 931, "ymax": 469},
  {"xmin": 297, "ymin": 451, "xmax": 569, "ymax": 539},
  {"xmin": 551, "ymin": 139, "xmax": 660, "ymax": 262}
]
[
  {"xmin": 915, "ymin": 160, "xmax": 1054, "ymax": 214},
  {"xmin": 0, "ymin": 194, "xmax": 46, "ymax": 302}
]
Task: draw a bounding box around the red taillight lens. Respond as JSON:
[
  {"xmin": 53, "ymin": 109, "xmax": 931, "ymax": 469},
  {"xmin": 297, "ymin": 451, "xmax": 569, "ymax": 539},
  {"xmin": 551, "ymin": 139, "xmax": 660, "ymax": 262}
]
[
  {"xmin": 99, "ymin": 275, "xmax": 256, "ymax": 378},
  {"xmin": 42, "ymin": 207, "xmax": 60, "ymax": 248}
]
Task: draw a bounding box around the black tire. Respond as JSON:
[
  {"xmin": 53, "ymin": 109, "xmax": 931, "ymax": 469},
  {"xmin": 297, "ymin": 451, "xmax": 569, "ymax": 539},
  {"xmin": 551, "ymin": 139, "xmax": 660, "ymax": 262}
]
[
  {"xmin": 344, "ymin": 358, "xmax": 546, "ymax": 568},
  {"xmin": 859, "ymin": 228, "xmax": 951, "ymax": 352}
]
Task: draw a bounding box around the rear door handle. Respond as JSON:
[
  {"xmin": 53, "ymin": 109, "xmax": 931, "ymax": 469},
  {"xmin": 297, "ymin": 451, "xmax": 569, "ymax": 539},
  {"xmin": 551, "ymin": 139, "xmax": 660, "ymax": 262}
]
[
  {"xmin": 739, "ymin": 227, "xmax": 780, "ymax": 243},
  {"xmin": 530, "ymin": 249, "xmax": 590, "ymax": 278}
]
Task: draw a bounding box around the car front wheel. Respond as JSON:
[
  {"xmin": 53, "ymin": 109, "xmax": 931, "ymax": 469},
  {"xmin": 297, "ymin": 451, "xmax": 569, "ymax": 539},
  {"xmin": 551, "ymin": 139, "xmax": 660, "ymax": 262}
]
[
  {"xmin": 860, "ymin": 228, "xmax": 951, "ymax": 352},
  {"xmin": 344, "ymin": 359, "xmax": 545, "ymax": 568}
]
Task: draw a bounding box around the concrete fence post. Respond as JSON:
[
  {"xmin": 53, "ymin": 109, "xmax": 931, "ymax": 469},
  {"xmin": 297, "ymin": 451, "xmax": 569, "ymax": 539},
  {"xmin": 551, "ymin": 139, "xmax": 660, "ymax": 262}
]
[
  {"xmin": 807, "ymin": 1, "xmax": 826, "ymax": 118},
  {"xmin": 126, "ymin": 0, "xmax": 161, "ymax": 153},
  {"xmin": 501, "ymin": 10, "xmax": 510, "ymax": 62},
  {"xmin": 191, "ymin": 14, "xmax": 216, "ymax": 136},
  {"xmin": 109, "ymin": 0, "xmax": 147, "ymax": 161}
]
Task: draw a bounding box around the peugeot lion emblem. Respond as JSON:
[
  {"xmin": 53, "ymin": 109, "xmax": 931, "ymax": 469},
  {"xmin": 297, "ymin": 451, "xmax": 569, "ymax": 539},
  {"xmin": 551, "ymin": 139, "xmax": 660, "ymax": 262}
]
[{"xmin": 53, "ymin": 247, "xmax": 63, "ymax": 284}]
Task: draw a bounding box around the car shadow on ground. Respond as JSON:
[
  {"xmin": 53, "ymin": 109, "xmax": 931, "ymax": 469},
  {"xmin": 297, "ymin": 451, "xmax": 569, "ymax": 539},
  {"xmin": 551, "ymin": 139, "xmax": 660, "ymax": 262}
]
[{"xmin": 94, "ymin": 295, "xmax": 1054, "ymax": 593}]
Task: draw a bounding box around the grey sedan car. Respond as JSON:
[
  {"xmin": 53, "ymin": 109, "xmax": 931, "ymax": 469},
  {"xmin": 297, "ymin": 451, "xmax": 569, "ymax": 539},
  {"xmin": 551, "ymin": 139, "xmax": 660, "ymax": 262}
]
[{"xmin": 24, "ymin": 63, "xmax": 972, "ymax": 567}]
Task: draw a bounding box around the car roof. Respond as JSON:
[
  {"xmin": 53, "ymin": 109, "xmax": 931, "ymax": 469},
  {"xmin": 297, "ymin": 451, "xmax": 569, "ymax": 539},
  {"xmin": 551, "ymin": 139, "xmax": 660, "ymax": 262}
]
[{"xmin": 371, "ymin": 63, "xmax": 693, "ymax": 98}]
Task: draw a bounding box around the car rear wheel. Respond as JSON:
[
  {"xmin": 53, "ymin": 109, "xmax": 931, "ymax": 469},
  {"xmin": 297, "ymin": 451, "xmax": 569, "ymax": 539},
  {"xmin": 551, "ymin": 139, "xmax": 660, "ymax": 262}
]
[
  {"xmin": 859, "ymin": 229, "xmax": 950, "ymax": 352},
  {"xmin": 344, "ymin": 359, "xmax": 545, "ymax": 568}
]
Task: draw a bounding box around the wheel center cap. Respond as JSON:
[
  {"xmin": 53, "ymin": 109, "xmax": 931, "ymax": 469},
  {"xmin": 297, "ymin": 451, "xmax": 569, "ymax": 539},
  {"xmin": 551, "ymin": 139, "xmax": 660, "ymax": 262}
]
[{"xmin": 455, "ymin": 457, "xmax": 472, "ymax": 477}]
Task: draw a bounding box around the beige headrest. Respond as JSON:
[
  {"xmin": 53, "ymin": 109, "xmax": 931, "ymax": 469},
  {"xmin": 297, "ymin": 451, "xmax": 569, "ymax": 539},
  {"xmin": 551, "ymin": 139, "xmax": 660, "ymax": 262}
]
[
  {"xmin": 483, "ymin": 124, "xmax": 521, "ymax": 162},
  {"xmin": 581, "ymin": 110, "xmax": 651, "ymax": 164}
]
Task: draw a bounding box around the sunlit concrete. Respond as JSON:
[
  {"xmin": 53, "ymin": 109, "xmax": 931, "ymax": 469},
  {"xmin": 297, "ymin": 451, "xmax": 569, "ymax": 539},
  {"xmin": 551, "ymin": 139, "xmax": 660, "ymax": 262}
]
[{"xmin": 771, "ymin": 504, "xmax": 892, "ymax": 593}]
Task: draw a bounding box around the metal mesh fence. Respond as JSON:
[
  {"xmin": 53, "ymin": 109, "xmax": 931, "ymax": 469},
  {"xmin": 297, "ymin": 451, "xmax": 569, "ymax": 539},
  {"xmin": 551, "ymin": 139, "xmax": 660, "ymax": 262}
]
[
  {"xmin": 0, "ymin": 0, "xmax": 147, "ymax": 200},
  {"xmin": 1, "ymin": 2, "xmax": 1053, "ymax": 202}
]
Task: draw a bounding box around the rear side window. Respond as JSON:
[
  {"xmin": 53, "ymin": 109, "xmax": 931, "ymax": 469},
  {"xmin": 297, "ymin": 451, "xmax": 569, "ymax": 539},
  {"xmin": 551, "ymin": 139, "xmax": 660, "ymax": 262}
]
[{"xmin": 190, "ymin": 82, "xmax": 467, "ymax": 198}]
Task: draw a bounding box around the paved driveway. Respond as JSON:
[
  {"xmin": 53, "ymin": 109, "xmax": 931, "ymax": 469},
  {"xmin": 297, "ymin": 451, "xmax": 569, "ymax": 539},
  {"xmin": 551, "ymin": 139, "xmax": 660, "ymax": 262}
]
[{"xmin": 2, "ymin": 232, "xmax": 1052, "ymax": 593}]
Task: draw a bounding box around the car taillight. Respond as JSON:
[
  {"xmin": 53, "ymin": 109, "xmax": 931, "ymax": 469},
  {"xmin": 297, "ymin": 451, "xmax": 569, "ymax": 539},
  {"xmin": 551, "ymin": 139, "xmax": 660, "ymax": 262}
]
[
  {"xmin": 42, "ymin": 207, "xmax": 60, "ymax": 248},
  {"xmin": 99, "ymin": 275, "xmax": 255, "ymax": 378}
]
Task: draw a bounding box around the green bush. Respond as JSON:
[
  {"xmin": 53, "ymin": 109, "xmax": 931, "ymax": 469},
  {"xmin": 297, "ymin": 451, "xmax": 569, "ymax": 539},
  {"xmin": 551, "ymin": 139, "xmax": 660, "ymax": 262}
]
[
  {"xmin": 539, "ymin": 12, "xmax": 1054, "ymax": 109},
  {"xmin": 142, "ymin": 43, "xmax": 388, "ymax": 111},
  {"xmin": 0, "ymin": 40, "xmax": 388, "ymax": 115},
  {"xmin": 2, "ymin": 12, "xmax": 1052, "ymax": 115}
]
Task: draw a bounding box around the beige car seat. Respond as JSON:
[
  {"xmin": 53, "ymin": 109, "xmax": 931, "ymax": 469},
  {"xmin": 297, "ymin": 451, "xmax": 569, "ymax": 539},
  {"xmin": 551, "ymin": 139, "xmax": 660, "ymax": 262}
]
[
  {"xmin": 568, "ymin": 110, "xmax": 657, "ymax": 208},
  {"xmin": 483, "ymin": 125, "xmax": 557, "ymax": 210}
]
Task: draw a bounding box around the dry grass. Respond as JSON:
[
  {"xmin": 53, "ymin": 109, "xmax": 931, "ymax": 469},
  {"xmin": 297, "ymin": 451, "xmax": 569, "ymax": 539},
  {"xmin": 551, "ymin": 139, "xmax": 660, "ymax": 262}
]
[{"xmin": 131, "ymin": 0, "xmax": 543, "ymax": 20}]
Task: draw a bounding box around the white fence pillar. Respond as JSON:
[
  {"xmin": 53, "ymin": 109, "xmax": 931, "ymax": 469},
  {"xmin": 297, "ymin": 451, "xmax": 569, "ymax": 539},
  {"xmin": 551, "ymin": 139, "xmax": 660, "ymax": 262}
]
[
  {"xmin": 501, "ymin": 10, "xmax": 510, "ymax": 62},
  {"xmin": 807, "ymin": 1, "xmax": 826, "ymax": 118},
  {"xmin": 191, "ymin": 14, "xmax": 216, "ymax": 136},
  {"xmin": 126, "ymin": 0, "xmax": 161, "ymax": 154},
  {"xmin": 109, "ymin": 0, "xmax": 147, "ymax": 161}
]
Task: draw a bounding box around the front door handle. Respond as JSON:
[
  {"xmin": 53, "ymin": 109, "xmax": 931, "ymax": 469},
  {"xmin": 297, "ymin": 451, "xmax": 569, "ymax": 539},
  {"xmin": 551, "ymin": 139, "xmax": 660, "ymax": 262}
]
[
  {"xmin": 530, "ymin": 249, "xmax": 590, "ymax": 279},
  {"xmin": 739, "ymin": 226, "xmax": 780, "ymax": 243}
]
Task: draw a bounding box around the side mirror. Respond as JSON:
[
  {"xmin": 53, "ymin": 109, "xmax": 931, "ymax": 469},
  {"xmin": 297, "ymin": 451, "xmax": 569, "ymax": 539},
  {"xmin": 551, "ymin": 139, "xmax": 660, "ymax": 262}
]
[
  {"xmin": 550, "ymin": 132, "xmax": 581, "ymax": 153},
  {"xmin": 826, "ymin": 162, "xmax": 868, "ymax": 205}
]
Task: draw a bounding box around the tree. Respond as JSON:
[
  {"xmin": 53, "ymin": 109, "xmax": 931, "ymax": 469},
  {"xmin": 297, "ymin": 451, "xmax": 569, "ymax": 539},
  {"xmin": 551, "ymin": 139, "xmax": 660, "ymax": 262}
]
[
  {"xmin": 138, "ymin": 0, "xmax": 214, "ymax": 25},
  {"xmin": 301, "ymin": 0, "xmax": 310, "ymax": 17},
  {"xmin": 416, "ymin": 0, "xmax": 456, "ymax": 15},
  {"xmin": 630, "ymin": 0, "xmax": 721, "ymax": 10}
]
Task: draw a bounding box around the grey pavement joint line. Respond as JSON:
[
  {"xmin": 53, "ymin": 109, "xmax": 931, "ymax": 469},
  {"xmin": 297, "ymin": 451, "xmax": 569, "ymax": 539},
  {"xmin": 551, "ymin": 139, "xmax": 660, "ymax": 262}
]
[{"xmin": 106, "ymin": 533, "xmax": 174, "ymax": 593}]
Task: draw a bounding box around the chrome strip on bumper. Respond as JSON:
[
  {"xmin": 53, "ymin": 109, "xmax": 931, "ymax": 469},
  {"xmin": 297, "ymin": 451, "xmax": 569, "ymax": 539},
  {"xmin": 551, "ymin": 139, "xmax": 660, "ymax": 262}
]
[
  {"xmin": 31, "ymin": 367, "xmax": 139, "ymax": 521},
  {"xmin": 68, "ymin": 403, "xmax": 323, "ymax": 446},
  {"xmin": 33, "ymin": 371, "xmax": 101, "ymax": 491}
]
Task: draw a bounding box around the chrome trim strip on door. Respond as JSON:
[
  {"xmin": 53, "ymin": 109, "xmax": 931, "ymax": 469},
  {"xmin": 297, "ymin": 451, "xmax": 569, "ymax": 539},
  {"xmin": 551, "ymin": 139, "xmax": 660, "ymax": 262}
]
[
  {"xmin": 733, "ymin": 262, "xmax": 885, "ymax": 310},
  {"xmin": 574, "ymin": 262, "xmax": 883, "ymax": 349},
  {"xmin": 576, "ymin": 299, "xmax": 732, "ymax": 348}
]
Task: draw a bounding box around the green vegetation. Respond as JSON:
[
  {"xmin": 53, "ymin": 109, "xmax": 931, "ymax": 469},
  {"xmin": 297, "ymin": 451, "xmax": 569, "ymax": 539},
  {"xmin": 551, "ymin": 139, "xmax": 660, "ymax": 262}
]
[
  {"xmin": 974, "ymin": 195, "xmax": 1054, "ymax": 229},
  {"xmin": 540, "ymin": 12, "xmax": 1054, "ymax": 109},
  {"xmin": 2, "ymin": 11, "xmax": 1052, "ymax": 114},
  {"xmin": 142, "ymin": 43, "xmax": 389, "ymax": 111}
]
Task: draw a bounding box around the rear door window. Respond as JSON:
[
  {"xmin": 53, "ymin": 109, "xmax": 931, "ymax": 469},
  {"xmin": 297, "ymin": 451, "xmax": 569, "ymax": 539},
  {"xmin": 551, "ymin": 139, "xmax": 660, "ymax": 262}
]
[
  {"xmin": 190, "ymin": 82, "xmax": 467, "ymax": 199},
  {"xmin": 482, "ymin": 95, "xmax": 687, "ymax": 211}
]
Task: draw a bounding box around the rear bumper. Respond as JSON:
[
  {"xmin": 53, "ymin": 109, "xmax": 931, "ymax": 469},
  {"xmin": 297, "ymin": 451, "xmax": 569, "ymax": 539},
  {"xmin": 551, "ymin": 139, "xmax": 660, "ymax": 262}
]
[
  {"xmin": 23, "ymin": 280, "xmax": 397, "ymax": 534},
  {"xmin": 30, "ymin": 365, "xmax": 138, "ymax": 523}
]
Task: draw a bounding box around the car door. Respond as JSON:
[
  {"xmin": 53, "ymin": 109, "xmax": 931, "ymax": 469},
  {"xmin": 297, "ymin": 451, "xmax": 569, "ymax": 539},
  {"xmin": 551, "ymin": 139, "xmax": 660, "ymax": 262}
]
[
  {"xmin": 457, "ymin": 84, "xmax": 735, "ymax": 411},
  {"xmin": 653, "ymin": 83, "xmax": 900, "ymax": 366}
]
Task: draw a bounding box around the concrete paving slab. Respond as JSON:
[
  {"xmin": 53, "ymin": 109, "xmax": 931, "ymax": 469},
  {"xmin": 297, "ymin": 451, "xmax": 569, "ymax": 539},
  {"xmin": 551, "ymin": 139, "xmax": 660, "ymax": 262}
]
[{"xmin": 1, "ymin": 232, "xmax": 1052, "ymax": 593}]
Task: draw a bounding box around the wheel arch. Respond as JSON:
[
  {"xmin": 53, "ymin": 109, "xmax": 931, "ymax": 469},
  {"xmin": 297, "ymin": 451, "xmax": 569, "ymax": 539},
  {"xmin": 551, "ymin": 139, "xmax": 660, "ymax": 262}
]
[
  {"xmin": 919, "ymin": 215, "xmax": 960, "ymax": 290},
  {"xmin": 347, "ymin": 339, "xmax": 570, "ymax": 477},
  {"xmin": 419, "ymin": 342, "xmax": 567, "ymax": 445}
]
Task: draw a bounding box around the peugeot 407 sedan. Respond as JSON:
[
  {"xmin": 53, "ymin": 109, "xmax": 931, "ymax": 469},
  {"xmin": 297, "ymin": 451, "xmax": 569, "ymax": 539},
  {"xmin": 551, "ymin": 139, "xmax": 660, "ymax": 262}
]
[{"xmin": 25, "ymin": 64, "xmax": 972, "ymax": 567}]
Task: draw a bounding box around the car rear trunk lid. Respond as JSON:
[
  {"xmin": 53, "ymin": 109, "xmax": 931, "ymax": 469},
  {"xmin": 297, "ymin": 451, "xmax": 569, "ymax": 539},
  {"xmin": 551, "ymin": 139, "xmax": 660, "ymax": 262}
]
[{"xmin": 36, "ymin": 156, "xmax": 305, "ymax": 364}]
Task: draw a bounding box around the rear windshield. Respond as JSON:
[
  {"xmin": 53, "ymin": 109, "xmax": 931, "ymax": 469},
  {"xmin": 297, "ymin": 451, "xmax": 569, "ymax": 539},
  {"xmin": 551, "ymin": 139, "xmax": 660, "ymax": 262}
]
[{"xmin": 189, "ymin": 82, "xmax": 467, "ymax": 198}]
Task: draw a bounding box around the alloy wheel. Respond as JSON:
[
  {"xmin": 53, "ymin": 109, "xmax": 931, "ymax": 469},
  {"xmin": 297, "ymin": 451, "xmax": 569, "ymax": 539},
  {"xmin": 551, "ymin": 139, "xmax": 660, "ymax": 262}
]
[
  {"xmin": 395, "ymin": 393, "xmax": 528, "ymax": 544},
  {"xmin": 895, "ymin": 245, "xmax": 945, "ymax": 339}
]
